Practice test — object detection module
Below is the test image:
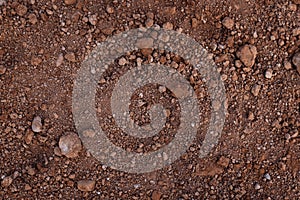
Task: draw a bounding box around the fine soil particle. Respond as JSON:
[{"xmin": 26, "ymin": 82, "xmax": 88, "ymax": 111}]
[{"xmin": 0, "ymin": 0, "xmax": 299, "ymax": 199}]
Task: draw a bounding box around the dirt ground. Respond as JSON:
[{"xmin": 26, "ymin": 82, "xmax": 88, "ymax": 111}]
[{"xmin": 0, "ymin": 0, "xmax": 299, "ymax": 199}]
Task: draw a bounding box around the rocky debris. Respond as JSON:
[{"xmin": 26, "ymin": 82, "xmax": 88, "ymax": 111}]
[
  {"xmin": 151, "ymin": 190, "xmax": 162, "ymax": 200},
  {"xmin": 292, "ymin": 52, "xmax": 300, "ymax": 74},
  {"xmin": 222, "ymin": 17, "xmax": 234, "ymax": 30},
  {"xmin": 15, "ymin": 4, "xmax": 28, "ymax": 17},
  {"xmin": 236, "ymin": 45, "xmax": 257, "ymax": 68},
  {"xmin": 31, "ymin": 116, "xmax": 42, "ymax": 133},
  {"xmin": 64, "ymin": 0, "xmax": 76, "ymax": 5},
  {"xmin": 251, "ymin": 84, "xmax": 261, "ymax": 96},
  {"xmin": 64, "ymin": 52, "xmax": 76, "ymax": 62},
  {"xmin": 1, "ymin": 176, "xmax": 13, "ymax": 187},
  {"xmin": 59, "ymin": 132, "xmax": 82, "ymax": 158},
  {"xmin": 0, "ymin": 65, "xmax": 6, "ymax": 75},
  {"xmin": 265, "ymin": 69, "xmax": 273, "ymax": 79},
  {"xmin": 77, "ymin": 180, "xmax": 96, "ymax": 192}
]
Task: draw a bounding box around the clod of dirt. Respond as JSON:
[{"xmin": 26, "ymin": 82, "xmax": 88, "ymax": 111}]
[
  {"xmin": 292, "ymin": 52, "xmax": 300, "ymax": 74},
  {"xmin": 77, "ymin": 180, "xmax": 96, "ymax": 192},
  {"xmin": 1, "ymin": 176, "xmax": 13, "ymax": 187},
  {"xmin": 236, "ymin": 45, "xmax": 257, "ymax": 68},
  {"xmin": 59, "ymin": 132, "xmax": 82, "ymax": 158},
  {"xmin": 31, "ymin": 116, "xmax": 42, "ymax": 133},
  {"xmin": 222, "ymin": 17, "xmax": 234, "ymax": 30}
]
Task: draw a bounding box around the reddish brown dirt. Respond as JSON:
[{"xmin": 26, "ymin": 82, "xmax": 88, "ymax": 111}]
[{"xmin": 0, "ymin": 0, "xmax": 299, "ymax": 199}]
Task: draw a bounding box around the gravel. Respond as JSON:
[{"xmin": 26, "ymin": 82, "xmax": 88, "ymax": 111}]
[{"xmin": 0, "ymin": 0, "xmax": 299, "ymax": 199}]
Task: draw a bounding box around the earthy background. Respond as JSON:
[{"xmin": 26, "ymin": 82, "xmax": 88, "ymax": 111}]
[{"xmin": 0, "ymin": 0, "xmax": 299, "ymax": 199}]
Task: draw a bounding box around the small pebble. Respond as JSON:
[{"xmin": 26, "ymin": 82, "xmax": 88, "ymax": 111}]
[
  {"xmin": 1, "ymin": 176, "xmax": 13, "ymax": 187},
  {"xmin": 118, "ymin": 57, "xmax": 127, "ymax": 66},
  {"xmin": 77, "ymin": 180, "xmax": 96, "ymax": 192},
  {"xmin": 15, "ymin": 4, "xmax": 28, "ymax": 17},
  {"xmin": 283, "ymin": 61, "xmax": 292, "ymax": 70},
  {"xmin": 292, "ymin": 52, "xmax": 300, "ymax": 74},
  {"xmin": 65, "ymin": 52, "xmax": 76, "ymax": 62},
  {"xmin": 31, "ymin": 116, "xmax": 42, "ymax": 133},
  {"xmin": 64, "ymin": 0, "xmax": 76, "ymax": 5},
  {"xmin": 163, "ymin": 22, "xmax": 173, "ymax": 30},
  {"xmin": 222, "ymin": 17, "xmax": 234, "ymax": 30},
  {"xmin": 264, "ymin": 173, "xmax": 271, "ymax": 180},
  {"xmin": 145, "ymin": 18, "xmax": 154, "ymax": 28},
  {"xmin": 152, "ymin": 190, "xmax": 162, "ymax": 200},
  {"xmin": 88, "ymin": 14, "xmax": 97, "ymax": 26},
  {"xmin": 0, "ymin": 65, "xmax": 6, "ymax": 75},
  {"xmin": 265, "ymin": 69, "xmax": 273, "ymax": 79},
  {"xmin": 59, "ymin": 132, "xmax": 82, "ymax": 158},
  {"xmin": 106, "ymin": 6, "xmax": 114, "ymax": 14},
  {"xmin": 254, "ymin": 183, "xmax": 261, "ymax": 190},
  {"xmin": 31, "ymin": 56, "xmax": 42, "ymax": 66},
  {"xmin": 56, "ymin": 54, "xmax": 64, "ymax": 67},
  {"xmin": 251, "ymin": 84, "xmax": 261, "ymax": 96},
  {"xmin": 191, "ymin": 18, "xmax": 199, "ymax": 28}
]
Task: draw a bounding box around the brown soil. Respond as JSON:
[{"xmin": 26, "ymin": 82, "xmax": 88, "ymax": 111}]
[{"xmin": 0, "ymin": 0, "xmax": 299, "ymax": 199}]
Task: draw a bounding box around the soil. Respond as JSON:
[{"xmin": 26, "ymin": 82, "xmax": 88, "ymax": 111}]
[{"xmin": 0, "ymin": 0, "xmax": 299, "ymax": 199}]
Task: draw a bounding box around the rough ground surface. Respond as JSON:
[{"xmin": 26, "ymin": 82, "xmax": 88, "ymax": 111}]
[{"xmin": 0, "ymin": 0, "xmax": 299, "ymax": 199}]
